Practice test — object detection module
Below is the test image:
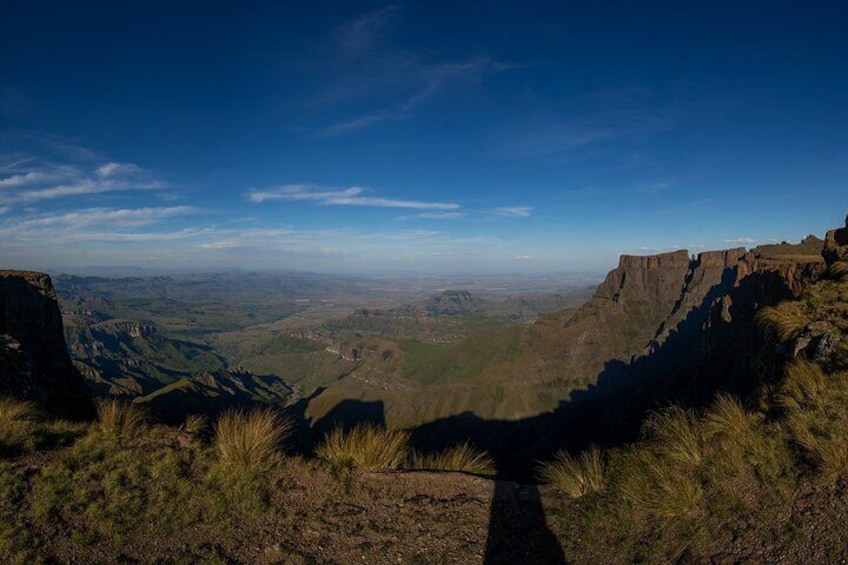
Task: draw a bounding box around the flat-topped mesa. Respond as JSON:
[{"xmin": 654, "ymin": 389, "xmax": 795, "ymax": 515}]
[
  {"xmin": 597, "ymin": 250, "xmax": 691, "ymax": 302},
  {"xmin": 695, "ymin": 247, "xmax": 748, "ymax": 269},
  {"xmin": 0, "ymin": 270, "xmax": 94, "ymax": 419}
]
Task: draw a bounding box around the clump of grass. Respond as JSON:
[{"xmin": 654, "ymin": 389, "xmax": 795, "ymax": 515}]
[
  {"xmin": 829, "ymin": 261, "xmax": 848, "ymax": 281},
  {"xmin": 0, "ymin": 397, "xmax": 42, "ymax": 424},
  {"xmin": 757, "ymin": 302, "xmax": 809, "ymax": 342},
  {"xmin": 644, "ymin": 406, "xmax": 702, "ymax": 467},
  {"xmin": 0, "ymin": 397, "xmax": 44, "ymax": 456},
  {"xmin": 644, "ymin": 464, "xmax": 704, "ymax": 522},
  {"xmin": 214, "ymin": 407, "xmax": 292, "ymax": 472},
  {"xmin": 316, "ymin": 423, "xmax": 409, "ymax": 471},
  {"xmin": 182, "ymin": 413, "xmax": 208, "ymax": 435},
  {"xmin": 409, "ymin": 442, "xmax": 496, "ymax": 475},
  {"xmin": 703, "ymin": 393, "xmax": 758, "ymax": 445},
  {"xmin": 778, "ymin": 360, "xmax": 828, "ymax": 412},
  {"xmin": 95, "ymin": 398, "xmax": 146, "ymax": 440},
  {"xmin": 538, "ymin": 445, "xmax": 605, "ymax": 499}
]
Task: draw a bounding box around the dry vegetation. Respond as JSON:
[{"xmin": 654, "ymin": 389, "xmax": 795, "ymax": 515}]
[
  {"xmin": 316, "ymin": 423, "xmax": 409, "ymax": 470},
  {"xmin": 214, "ymin": 407, "xmax": 292, "ymax": 472},
  {"xmin": 410, "ymin": 441, "xmax": 496, "ymax": 475}
]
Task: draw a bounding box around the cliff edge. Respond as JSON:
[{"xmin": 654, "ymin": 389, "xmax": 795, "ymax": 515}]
[{"xmin": 0, "ymin": 270, "xmax": 94, "ymax": 419}]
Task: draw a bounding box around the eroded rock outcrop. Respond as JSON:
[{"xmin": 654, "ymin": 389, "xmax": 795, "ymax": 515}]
[
  {"xmin": 824, "ymin": 214, "xmax": 848, "ymax": 266},
  {"xmin": 0, "ymin": 270, "xmax": 94, "ymax": 418}
]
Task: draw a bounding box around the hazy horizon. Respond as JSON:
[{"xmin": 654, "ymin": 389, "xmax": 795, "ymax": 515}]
[{"xmin": 2, "ymin": 2, "xmax": 847, "ymax": 273}]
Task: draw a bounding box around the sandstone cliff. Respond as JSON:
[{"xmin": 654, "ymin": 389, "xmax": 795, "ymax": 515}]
[{"xmin": 0, "ymin": 270, "xmax": 94, "ymax": 419}]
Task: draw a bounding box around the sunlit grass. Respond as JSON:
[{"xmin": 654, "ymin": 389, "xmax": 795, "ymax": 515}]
[
  {"xmin": 95, "ymin": 398, "xmax": 147, "ymax": 440},
  {"xmin": 409, "ymin": 442, "xmax": 495, "ymax": 475},
  {"xmin": 538, "ymin": 445, "xmax": 605, "ymax": 499},
  {"xmin": 757, "ymin": 302, "xmax": 809, "ymax": 342},
  {"xmin": 214, "ymin": 407, "xmax": 292, "ymax": 472},
  {"xmin": 316, "ymin": 423, "xmax": 409, "ymax": 471}
]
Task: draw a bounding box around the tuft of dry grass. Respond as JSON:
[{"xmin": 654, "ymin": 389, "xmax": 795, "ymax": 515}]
[
  {"xmin": 182, "ymin": 413, "xmax": 209, "ymax": 435},
  {"xmin": 95, "ymin": 398, "xmax": 146, "ymax": 440},
  {"xmin": 644, "ymin": 407, "xmax": 702, "ymax": 467},
  {"xmin": 703, "ymin": 393, "xmax": 758, "ymax": 444},
  {"xmin": 214, "ymin": 407, "xmax": 292, "ymax": 472},
  {"xmin": 316, "ymin": 424, "xmax": 409, "ymax": 471},
  {"xmin": 778, "ymin": 361, "xmax": 828, "ymax": 412},
  {"xmin": 757, "ymin": 302, "xmax": 809, "ymax": 342},
  {"xmin": 829, "ymin": 261, "xmax": 848, "ymax": 281},
  {"xmin": 409, "ymin": 442, "xmax": 496, "ymax": 475},
  {"xmin": 538, "ymin": 445, "xmax": 605, "ymax": 499},
  {"xmin": 0, "ymin": 397, "xmax": 42, "ymax": 424}
]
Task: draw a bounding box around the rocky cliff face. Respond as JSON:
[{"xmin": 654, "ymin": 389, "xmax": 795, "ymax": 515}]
[
  {"xmin": 514, "ymin": 237, "xmax": 827, "ymax": 402},
  {"xmin": 0, "ymin": 271, "xmax": 94, "ymax": 419}
]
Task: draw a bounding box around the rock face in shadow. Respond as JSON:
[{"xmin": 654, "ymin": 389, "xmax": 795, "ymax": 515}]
[
  {"xmin": 824, "ymin": 214, "xmax": 848, "ymax": 265},
  {"xmin": 0, "ymin": 270, "xmax": 94, "ymax": 419}
]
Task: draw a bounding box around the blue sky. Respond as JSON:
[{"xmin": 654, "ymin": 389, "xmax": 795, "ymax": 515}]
[{"xmin": 1, "ymin": 1, "xmax": 847, "ymax": 274}]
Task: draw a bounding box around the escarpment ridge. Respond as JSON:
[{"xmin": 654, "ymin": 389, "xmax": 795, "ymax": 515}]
[{"xmin": 0, "ymin": 270, "xmax": 94, "ymax": 418}]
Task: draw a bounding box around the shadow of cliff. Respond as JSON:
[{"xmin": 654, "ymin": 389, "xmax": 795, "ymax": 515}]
[
  {"xmin": 289, "ymin": 266, "xmax": 806, "ymax": 561},
  {"xmin": 408, "ymin": 267, "xmax": 801, "ymax": 478}
]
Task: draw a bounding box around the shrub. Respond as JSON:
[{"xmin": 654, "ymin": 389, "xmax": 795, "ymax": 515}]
[
  {"xmin": 214, "ymin": 407, "xmax": 292, "ymax": 472},
  {"xmin": 95, "ymin": 398, "xmax": 146, "ymax": 440},
  {"xmin": 538, "ymin": 445, "xmax": 605, "ymax": 499},
  {"xmin": 409, "ymin": 442, "xmax": 496, "ymax": 475},
  {"xmin": 757, "ymin": 302, "xmax": 808, "ymax": 342},
  {"xmin": 316, "ymin": 424, "xmax": 409, "ymax": 470}
]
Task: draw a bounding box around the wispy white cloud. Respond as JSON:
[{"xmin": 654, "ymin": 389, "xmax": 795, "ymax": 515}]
[
  {"xmin": 497, "ymin": 109, "xmax": 668, "ymax": 159},
  {"xmin": 0, "ymin": 160, "xmax": 166, "ymax": 205},
  {"xmin": 6, "ymin": 206, "xmax": 196, "ymax": 231},
  {"xmin": 247, "ymin": 184, "xmax": 459, "ymax": 211},
  {"xmin": 297, "ymin": 8, "xmax": 508, "ymax": 137},
  {"xmin": 0, "ymin": 171, "xmax": 51, "ymax": 187},
  {"xmin": 726, "ymin": 237, "xmax": 756, "ymax": 244},
  {"xmin": 416, "ymin": 211, "xmax": 465, "ymax": 220},
  {"xmin": 96, "ymin": 162, "xmax": 142, "ymax": 178},
  {"xmin": 494, "ymin": 206, "xmax": 533, "ymax": 218},
  {"xmin": 514, "ymin": 255, "xmax": 531, "ymax": 261},
  {"xmin": 337, "ymin": 6, "xmax": 399, "ymax": 59}
]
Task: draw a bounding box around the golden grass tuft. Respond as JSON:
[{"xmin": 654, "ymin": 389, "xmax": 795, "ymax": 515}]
[
  {"xmin": 316, "ymin": 424, "xmax": 409, "ymax": 471},
  {"xmin": 0, "ymin": 397, "xmax": 42, "ymax": 424},
  {"xmin": 703, "ymin": 393, "xmax": 758, "ymax": 444},
  {"xmin": 644, "ymin": 407, "xmax": 702, "ymax": 467},
  {"xmin": 409, "ymin": 442, "xmax": 496, "ymax": 475},
  {"xmin": 95, "ymin": 398, "xmax": 146, "ymax": 439},
  {"xmin": 538, "ymin": 445, "xmax": 605, "ymax": 499},
  {"xmin": 756, "ymin": 302, "xmax": 809, "ymax": 342},
  {"xmin": 778, "ymin": 360, "xmax": 828, "ymax": 411},
  {"xmin": 182, "ymin": 413, "xmax": 209, "ymax": 435},
  {"xmin": 829, "ymin": 261, "xmax": 848, "ymax": 281},
  {"xmin": 214, "ymin": 407, "xmax": 292, "ymax": 472}
]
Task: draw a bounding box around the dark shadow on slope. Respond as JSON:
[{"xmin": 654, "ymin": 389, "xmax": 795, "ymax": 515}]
[
  {"xmin": 484, "ymin": 481, "xmax": 565, "ymax": 565},
  {"xmin": 312, "ymin": 398, "xmax": 386, "ymax": 432},
  {"xmin": 410, "ymin": 267, "xmax": 807, "ymax": 479}
]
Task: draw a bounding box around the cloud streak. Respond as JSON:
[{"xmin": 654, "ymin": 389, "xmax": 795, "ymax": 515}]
[
  {"xmin": 247, "ymin": 184, "xmax": 459, "ymax": 211},
  {"xmin": 494, "ymin": 206, "xmax": 533, "ymax": 217},
  {"xmin": 0, "ymin": 160, "xmax": 167, "ymax": 205}
]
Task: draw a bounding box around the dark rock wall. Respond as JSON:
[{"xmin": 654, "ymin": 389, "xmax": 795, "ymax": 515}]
[{"xmin": 0, "ymin": 270, "xmax": 94, "ymax": 419}]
